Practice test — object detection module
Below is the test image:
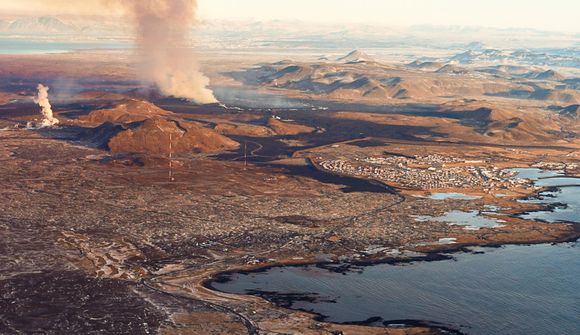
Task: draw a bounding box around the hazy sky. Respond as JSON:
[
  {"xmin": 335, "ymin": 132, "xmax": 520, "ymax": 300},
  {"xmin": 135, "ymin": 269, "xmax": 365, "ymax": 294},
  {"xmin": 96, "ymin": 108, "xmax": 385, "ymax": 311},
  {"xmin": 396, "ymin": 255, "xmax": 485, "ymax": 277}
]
[
  {"xmin": 2, "ymin": 0, "xmax": 580, "ymax": 33},
  {"xmin": 199, "ymin": 0, "xmax": 579, "ymax": 32}
]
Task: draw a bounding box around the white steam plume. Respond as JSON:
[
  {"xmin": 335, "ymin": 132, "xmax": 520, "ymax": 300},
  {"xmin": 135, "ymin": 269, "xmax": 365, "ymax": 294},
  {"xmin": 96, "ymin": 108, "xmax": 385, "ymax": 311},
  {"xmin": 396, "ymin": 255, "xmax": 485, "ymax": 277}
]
[
  {"xmin": 33, "ymin": 84, "xmax": 60, "ymax": 127},
  {"xmin": 111, "ymin": 0, "xmax": 217, "ymax": 104}
]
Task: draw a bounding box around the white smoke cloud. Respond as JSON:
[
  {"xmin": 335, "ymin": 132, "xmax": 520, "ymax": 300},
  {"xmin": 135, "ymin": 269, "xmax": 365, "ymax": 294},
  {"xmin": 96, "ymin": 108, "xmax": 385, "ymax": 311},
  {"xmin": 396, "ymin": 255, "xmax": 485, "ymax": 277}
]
[
  {"xmin": 111, "ymin": 0, "xmax": 218, "ymax": 104},
  {"xmin": 33, "ymin": 84, "xmax": 60, "ymax": 128}
]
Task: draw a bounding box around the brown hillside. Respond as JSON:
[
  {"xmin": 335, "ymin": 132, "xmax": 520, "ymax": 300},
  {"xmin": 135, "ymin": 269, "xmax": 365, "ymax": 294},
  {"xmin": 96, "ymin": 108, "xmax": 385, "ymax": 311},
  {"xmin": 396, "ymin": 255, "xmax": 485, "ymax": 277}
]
[
  {"xmin": 531, "ymin": 89, "xmax": 580, "ymax": 105},
  {"xmin": 82, "ymin": 99, "xmax": 174, "ymax": 124},
  {"xmin": 107, "ymin": 118, "xmax": 239, "ymax": 154},
  {"xmin": 253, "ymin": 61, "xmax": 534, "ymax": 104},
  {"xmin": 444, "ymin": 101, "xmax": 563, "ymax": 142},
  {"xmin": 215, "ymin": 118, "xmax": 316, "ymax": 137},
  {"xmin": 214, "ymin": 122, "xmax": 275, "ymax": 137},
  {"xmin": 267, "ymin": 118, "xmax": 316, "ymax": 135}
]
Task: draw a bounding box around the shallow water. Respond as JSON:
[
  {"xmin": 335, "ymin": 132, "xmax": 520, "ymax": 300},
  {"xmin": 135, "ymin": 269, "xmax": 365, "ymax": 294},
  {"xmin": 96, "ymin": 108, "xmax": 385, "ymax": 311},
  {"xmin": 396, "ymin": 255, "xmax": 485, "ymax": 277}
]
[
  {"xmin": 211, "ymin": 242, "xmax": 580, "ymax": 335},
  {"xmin": 415, "ymin": 210, "xmax": 504, "ymax": 230},
  {"xmin": 428, "ymin": 193, "xmax": 482, "ymax": 201}
]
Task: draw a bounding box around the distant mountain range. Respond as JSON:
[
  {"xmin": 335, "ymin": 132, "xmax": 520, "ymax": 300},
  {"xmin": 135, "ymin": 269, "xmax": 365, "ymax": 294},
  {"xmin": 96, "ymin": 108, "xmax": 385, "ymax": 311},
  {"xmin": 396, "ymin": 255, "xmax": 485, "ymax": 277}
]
[
  {"xmin": 447, "ymin": 48, "xmax": 580, "ymax": 68},
  {"xmin": 0, "ymin": 16, "xmax": 81, "ymax": 34},
  {"xmin": 0, "ymin": 15, "xmax": 577, "ymax": 50},
  {"xmin": 234, "ymin": 50, "xmax": 579, "ymax": 108},
  {"xmin": 407, "ymin": 61, "xmax": 570, "ymax": 81},
  {"xmin": 0, "ymin": 15, "xmax": 128, "ymax": 36},
  {"xmin": 6, "ymin": 16, "xmax": 78, "ymax": 33}
]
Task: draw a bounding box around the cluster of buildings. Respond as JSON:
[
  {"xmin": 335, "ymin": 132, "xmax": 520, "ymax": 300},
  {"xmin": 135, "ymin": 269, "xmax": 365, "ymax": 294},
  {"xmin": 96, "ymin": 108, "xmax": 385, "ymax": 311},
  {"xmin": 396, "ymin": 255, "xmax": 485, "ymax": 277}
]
[
  {"xmin": 317, "ymin": 154, "xmax": 531, "ymax": 190},
  {"xmin": 533, "ymin": 161, "xmax": 578, "ymax": 173}
]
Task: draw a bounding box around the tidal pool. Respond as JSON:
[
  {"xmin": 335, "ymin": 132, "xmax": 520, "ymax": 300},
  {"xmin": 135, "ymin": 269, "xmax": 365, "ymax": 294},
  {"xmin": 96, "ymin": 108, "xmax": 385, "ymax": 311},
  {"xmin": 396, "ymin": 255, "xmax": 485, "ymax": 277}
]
[
  {"xmin": 428, "ymin": 193, "xmax": 482, "ymax": 201},
  {"xmin": 210, "ymin": 242, "xmax": 580, "ymax": 335},
  {"xmin": 415, "ymin": 210, "xmax": 504, "ymax": 230}
]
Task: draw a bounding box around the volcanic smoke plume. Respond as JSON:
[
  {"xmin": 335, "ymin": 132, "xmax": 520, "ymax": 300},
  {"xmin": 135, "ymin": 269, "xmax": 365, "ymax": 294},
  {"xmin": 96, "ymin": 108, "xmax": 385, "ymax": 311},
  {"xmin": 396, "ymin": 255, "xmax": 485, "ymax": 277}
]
[
  {"xmin": 33, "ymin": 84, "xmax": 60, "ymax": 127},
  {"xmin": 114, "ymin": 0, "xmax": 217, "ymax": 104}
]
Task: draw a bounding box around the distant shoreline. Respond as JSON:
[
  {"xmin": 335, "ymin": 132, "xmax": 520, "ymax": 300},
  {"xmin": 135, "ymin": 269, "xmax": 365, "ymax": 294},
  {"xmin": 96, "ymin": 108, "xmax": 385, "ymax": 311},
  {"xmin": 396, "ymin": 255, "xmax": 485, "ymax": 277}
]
[{"xmin": 0, "ymin": 37, "xmax": 131, "ymax": 55}]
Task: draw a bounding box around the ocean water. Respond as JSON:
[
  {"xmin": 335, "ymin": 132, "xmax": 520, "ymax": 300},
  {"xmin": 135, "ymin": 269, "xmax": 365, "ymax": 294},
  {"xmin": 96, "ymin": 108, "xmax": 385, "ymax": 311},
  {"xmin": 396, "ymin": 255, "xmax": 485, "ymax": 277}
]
[
  {"xmin": 505, "ymin": 168, "xmax": 564, "ymax": 181},
  {"xmin": 519, "ymin": 186, "xmax": 580, "ymax": 223},
  {"xmin": 504, "ymin": 168, "xmax": 579, "ymax": 224},
  {"xmin": 211, "ymin": 169, "xmax": 580, "ymax": 334},
  {"xmin": 0, "ymin": 38, "xmax": 130, "ymax": 54},
  {"xmin": 211, "ymin": 242, "xmax": 580, "ymax": 335}
]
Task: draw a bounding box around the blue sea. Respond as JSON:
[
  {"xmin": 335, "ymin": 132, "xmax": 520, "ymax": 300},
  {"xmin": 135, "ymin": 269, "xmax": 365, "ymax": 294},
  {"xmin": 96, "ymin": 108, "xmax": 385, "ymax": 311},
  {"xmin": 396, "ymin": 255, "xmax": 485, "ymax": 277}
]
[{"xmin": 0, "ymin": 37, "xmax": 131, "ymax": 54}]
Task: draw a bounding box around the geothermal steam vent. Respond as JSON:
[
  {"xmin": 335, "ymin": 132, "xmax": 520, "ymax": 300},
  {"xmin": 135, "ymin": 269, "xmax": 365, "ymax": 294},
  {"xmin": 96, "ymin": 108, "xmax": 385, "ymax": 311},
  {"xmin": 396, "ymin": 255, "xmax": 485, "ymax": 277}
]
[{"xmin": 33, "ymin": 84, "xmax": 59, "ymax": 128}]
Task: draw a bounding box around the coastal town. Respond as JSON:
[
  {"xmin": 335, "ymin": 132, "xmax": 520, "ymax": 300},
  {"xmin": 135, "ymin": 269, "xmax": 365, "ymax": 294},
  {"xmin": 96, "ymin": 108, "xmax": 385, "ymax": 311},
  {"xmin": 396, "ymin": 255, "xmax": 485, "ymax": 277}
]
[{"xmin": 316, "ymin": 153, "xmax": 533, "ymax": 190}]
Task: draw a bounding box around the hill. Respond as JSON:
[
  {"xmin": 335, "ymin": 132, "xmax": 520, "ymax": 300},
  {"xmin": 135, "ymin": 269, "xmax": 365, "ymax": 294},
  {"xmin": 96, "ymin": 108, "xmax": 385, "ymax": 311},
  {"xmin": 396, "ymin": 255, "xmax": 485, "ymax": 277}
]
[
  {"xmin": 475, "ymin": 65, "xmax": 539, "ymax": 78},
  {"xmin": 81, "ymin": 99, "xmax": 174, "ymax": 124},
  {"xmin": 214, "ymin": 117, "xmax": 315, "ymax": 137},
  {"xmin": 447, "ymin": 49, "xmax": 580, "ymax": 68},
  {"xmin": 214, "ymin": 122, "xmax": 275, "ymax": 137},
  {"xmin": 267, "ymin": 118, "xmax": 316, "ymax": 135},
  {"xmin": 106, "ymin": 118, "xmax": 239, "ymax": 155},
  {"xmin": 237, "ymin": 58, "xmax": 578, "ymax": 106},
  {"xmin": 337, "ymin": 50, "xmax": 374, "ymax": 63},
  {"xmin": 436, "ymin": 64, "xmax": 472, "ymax": 75},
  {"xmin": 79, "ymin": 99, "xmax": 239, "ymax": 154},
  {"xmin": 260, "ymin": 63, "xmax": 412, "ymax": 100},
  {"xmin": 407, "ymin": 61, "xmax": 446, "ymax": 71},
  {"xmin": 530, "ymin": 89, "xmax": 580, "ymax": 105},
  {"xmin": 443, "ymin": 101, "xmax": 563, "ymax": 142},
  {"xmin": 250, "ymin": 61, "xmax": 520, "ymax": 103},
  {"xmin": 529, "ymin": 69, "xmax": 566, "ymax": 81}
]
